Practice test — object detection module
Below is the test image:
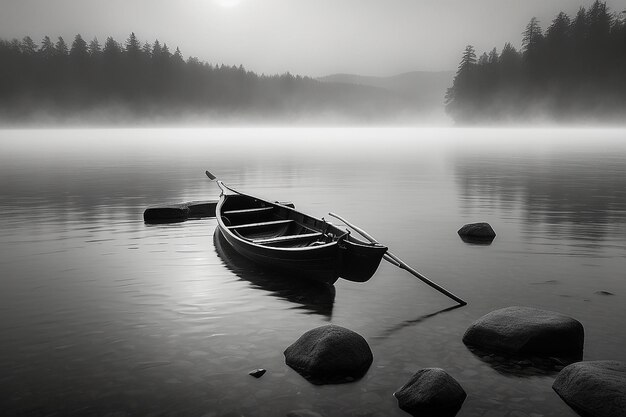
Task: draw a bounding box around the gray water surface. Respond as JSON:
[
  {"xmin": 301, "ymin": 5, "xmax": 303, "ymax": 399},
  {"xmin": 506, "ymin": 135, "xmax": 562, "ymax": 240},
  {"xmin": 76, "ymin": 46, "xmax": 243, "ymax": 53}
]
[{"xmin": 1, "ymin": 127, "xmax": 625, "ymax": 417}]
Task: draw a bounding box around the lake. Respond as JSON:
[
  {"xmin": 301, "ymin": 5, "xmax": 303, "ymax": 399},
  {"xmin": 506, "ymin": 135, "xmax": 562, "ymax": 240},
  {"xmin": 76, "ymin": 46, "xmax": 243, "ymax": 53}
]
[{"xmin": 1, "ymin": 127, "xmax": 625, "ymax": 417}]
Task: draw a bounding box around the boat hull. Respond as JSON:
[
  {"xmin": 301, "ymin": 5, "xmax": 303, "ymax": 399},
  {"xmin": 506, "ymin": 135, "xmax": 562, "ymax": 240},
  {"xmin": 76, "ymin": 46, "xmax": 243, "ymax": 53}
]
[
  {"xmin": 215, "ymin": 183, "xmax": 386, "ymax": 285},
  {"xmin": 217, "ymin": 226, "xmax": 342, "ymax": 284}
]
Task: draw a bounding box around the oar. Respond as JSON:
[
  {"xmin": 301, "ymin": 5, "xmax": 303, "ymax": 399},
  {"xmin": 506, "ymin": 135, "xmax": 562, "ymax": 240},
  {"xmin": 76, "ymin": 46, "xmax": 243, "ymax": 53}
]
[
  {"xmin": 206, "ymin": 170, "xmax": 230, "ymax": 194},
  {"xmin": 328, "ymin": 212, "xmax": 467, "ymax": 306}
]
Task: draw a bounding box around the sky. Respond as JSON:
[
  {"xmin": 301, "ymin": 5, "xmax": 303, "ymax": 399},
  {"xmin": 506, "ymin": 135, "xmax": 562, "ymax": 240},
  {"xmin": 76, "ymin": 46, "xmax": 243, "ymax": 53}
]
[{"xmin": 1, "ymin": 0, "xmax": 624, "ymax": 77}]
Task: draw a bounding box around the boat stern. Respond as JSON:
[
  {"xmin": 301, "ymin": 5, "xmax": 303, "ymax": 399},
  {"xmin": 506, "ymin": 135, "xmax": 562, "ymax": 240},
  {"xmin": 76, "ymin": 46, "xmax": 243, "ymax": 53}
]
[{"xmin": 339, "ymin": 241, "xmax": 387, "ymax": 282}]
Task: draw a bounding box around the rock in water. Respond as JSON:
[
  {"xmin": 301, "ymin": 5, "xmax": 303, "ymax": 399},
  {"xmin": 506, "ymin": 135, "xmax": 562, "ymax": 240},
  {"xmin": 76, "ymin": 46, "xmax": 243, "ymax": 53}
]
[
  {"xmin": 143, "ymin": 200, "xmax": 219, "ymax": 223},
  {"xmin": 143, "ymin": 203, "xmax": 190, "ymax": 223},
  {"xmin": 457, "ymin": 222, "xmax": 496, "ymax": 241},
  {"xmin": 463, "ymin": 306, "xmax": 584, "ymax": 357},
  {"xmin": 553, "ymin": 361, "xmax": 626, "ymax": 417},
  {"xmin": 286, "ymin": 410, "xmax": 324, "ymax": 417},
  {"xmin": 186, "ymin": 200, "xmax": 217, "ymax": 218},
  {"xmin": 284, "ymin": 324, "xmax": 373, "ymax": 384},
  {"xmin": 394, "ymin": 368, "xmax": 466, "ymax": 417},
  {"xmin": 248, "ymin": 368, "xmax": 266, "ymax": 378}
]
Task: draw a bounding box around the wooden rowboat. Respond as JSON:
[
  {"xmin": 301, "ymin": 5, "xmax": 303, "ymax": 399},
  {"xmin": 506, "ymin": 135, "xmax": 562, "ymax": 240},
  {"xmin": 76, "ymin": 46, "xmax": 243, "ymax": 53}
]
[{"xmin": 214, "ymin": 180, "xmax": 388, "ymax": 285}]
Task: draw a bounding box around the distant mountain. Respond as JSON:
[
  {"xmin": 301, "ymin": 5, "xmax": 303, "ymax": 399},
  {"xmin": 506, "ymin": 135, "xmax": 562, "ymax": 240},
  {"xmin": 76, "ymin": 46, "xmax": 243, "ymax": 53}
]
[{"xmin": 318, "ymin": 71, "xmax": 454, "ymax": 109}]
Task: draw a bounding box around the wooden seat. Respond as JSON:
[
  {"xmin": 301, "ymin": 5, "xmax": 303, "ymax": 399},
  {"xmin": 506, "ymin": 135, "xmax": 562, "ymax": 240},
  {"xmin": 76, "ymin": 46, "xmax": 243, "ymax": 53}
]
[
  {"xmin": 227, "ymin": 219, "xmax": 293, "ymax": 230},
  {"xmin": 223, "ymin": 207, "xmax": 273, "ymax": 215},
  {"xmin": 252, "ymin": 232, "xmax": 323, "ymax": 245}
]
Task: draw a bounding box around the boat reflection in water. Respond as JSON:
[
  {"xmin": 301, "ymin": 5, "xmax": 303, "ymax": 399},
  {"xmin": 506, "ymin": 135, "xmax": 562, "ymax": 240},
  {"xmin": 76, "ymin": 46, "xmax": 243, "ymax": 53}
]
[{"xmin": 213, "ymin": 228, "xmax": 335, "ymax": 319}]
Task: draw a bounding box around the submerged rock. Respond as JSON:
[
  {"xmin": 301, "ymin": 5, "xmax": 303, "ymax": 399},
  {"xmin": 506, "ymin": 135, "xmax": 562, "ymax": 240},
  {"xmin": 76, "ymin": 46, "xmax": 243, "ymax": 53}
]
[
  {"xmin": 394, "ymin": 368, "xmax": 466, "ymax": 417},
  {"xmin": 143, "ymin": 203, "xmax": 190, "ymax": 223},
  {"xmin": 248, "ymin": 368, "xmax": 266, "ymax": 378},
  {"xmin": 463, "ymin": 306, "xmax": 584, "ymax": 357},
  {"xmin": 186, "ymin": 200, "xmax": 218, "ymax": 218},
  {"xmin": 143, "ymin": 200, "xmax": 219, "ymax": 223},
  {"xmin": 553, "ymin": 361, "xmax": 626, "ymax": 417},
  {"xmin": 457, "ymin": 222, "xmax": 496, "ymax": 242},
  {"xmin": 286, "ymin": 410, "xmax": 324, "ymax": 417},
  {"xmin": 284, "ymin": 324, "xmax": 373, "ymax": 385}
]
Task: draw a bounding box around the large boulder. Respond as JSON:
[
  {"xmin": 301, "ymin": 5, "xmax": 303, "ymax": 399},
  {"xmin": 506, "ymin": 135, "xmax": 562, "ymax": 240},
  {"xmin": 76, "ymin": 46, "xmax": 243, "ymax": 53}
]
[
  {"xmin": 553, "ymin": 361, "xmax": 626, "ymax": 417},
  {"xmin": 394, "ymin": 368, "xmax": 466, "ymax": 417},
  {"xmin": 284, "ymin": 325, "xmax": 373, "ymax": 384},
  {"xmin": 457, "ymin": 222, "xmax": 496, "ymax": 242},
  {"xmin": 463, "ymin": 306, "xmax": 584, "ymax": 357}
]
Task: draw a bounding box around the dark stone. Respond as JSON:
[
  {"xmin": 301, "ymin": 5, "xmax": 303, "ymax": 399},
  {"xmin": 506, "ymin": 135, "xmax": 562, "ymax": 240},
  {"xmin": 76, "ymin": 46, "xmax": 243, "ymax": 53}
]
[
  {"xmin": 553, "ymin": 361, "xmax": 626, "ymax": 417},
  {"xmin": 248, "ymin": 368, "xmax": 266, "ymax": 378},
  {"xmin": 457, "ymin": 222, "xmax": 496, "ymax": 242},
  {"xmin": 143, "ymin": 203, "xmax": 190, "ymax": 223},
  {"xmin": 394, "ymin": 368, "xmax": 466, "ymax": 417},
  {"xmin": 286, "ymin": 410, "xmax": 324, "ymax": 417},
  {"xmin": 463, "ymin": 306, "xmax": 584, "ymax": 357},
  {"xmin": 284, "ymin": 324, "xmax": 373, "ymax": 385},
  {"xmin": 186, "ymin": 200, "xmax": 218, "ymax": 218},
  {"xmin": 143, "ymin": 200, "xmax": 219, "ymax": 223}
]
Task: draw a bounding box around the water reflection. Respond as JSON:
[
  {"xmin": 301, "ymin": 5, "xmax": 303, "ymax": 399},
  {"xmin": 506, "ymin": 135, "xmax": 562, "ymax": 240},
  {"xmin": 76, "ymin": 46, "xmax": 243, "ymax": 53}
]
[
  {"xmin": 213, "ymin": 229, "xmax": 335, "ymax": 318},
  {"xmin": 2, "ymin": 128, "xmax": 624, "ymax": 417},
  {"xmin": 455, "ymin": 152, "xmax": 626, "ymax": 246},
  {"xmin": 458, "ymin": 235, "xmax": 494, "ymax": 245},
  {"xmin": 374, "ymin": 304, "xmax": 464, "ymax": 340}
]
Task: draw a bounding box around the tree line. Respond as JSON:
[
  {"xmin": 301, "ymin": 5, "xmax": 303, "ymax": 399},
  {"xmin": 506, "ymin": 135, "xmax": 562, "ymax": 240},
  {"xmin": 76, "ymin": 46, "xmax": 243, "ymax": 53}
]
[
  {"xmin": 0, "ymin": 32, "xmax": 404, "ymax": 123},
  {"xmin": 445, "ymin": 1, "xmax": 626, "ymax": 123}
]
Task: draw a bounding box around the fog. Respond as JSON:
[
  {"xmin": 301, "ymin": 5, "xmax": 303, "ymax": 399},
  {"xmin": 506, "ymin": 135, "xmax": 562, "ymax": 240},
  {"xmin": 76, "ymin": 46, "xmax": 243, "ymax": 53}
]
[{"xmin": 1, "ymin": 0, "xmax": 625, "ymax": 126}]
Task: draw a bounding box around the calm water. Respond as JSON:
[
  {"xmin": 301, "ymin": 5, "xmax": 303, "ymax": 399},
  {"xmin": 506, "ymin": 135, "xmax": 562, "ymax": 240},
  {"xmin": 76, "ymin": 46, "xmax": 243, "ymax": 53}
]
[{"xmin": 1, "ymin": 127, "xmax": 625, "ymax": 417}]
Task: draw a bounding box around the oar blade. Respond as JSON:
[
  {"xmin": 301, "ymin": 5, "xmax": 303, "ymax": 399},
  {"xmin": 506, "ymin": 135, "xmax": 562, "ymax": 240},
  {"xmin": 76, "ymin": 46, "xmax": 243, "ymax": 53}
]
[{"xmin": 205, "ymin": 171, "xmax": 217, "ymax": 180}]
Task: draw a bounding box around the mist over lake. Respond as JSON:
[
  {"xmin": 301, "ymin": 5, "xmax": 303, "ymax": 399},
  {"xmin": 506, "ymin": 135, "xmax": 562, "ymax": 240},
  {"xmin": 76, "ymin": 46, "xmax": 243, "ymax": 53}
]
[
  {"xmin": 2, "ymin": 0, "xmax": 626, "ymax": 415},
  {"xmin": 1, "ymin": 127, "xmax": 625, "ymax": 416}
]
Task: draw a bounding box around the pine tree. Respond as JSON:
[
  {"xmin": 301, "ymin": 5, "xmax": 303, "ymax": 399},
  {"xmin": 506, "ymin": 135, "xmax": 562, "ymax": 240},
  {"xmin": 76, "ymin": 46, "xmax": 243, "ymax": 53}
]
[
  {"xmin": 55, "ymin": 37, "xmax": 69, "ymax": 56},
  {"xmin": 488, "ymin": 48, "xmax": 499, "ymax": 65},
  {"xmin": 70, "ymin": 34, "xmax": 89, "ymax": 59},
  {"xmin": 445, "ymin": 45, "xmax": 478, "ymax": 122},
  {"xmin": 125, "ymin": 32, "xmax": 141, "ymax": 57},
  {"xmin": 88, "ymin": 37, "xmax": 101, "ymax": 56},
  {"xmin": 522, "ymin": 17, "xmax": 543, "ymax": 55},
  {"xmin": 20, "ymin": 36, "xmax": 38, "ymax": 55},
  {"xmin": 39, "ymin": 36, "xmax": 55, "ymax": 60},
  {"xmin": 142, "ymin": 42, "xmax": 152, "ymax": 57},
  {"xmin": 152, "ymin": 40, "xmax": 162, "ymax": 58},
  {"xmin": 458, "ymin": 45, "xmax": 477, "ymax": 74},
  {"xmin": 478, "ymin": 52, "xmax": 489, "ymax": 66},
  {"xmin": 103, "ymin": 37, "xmax": 121, "ymax": 57}
]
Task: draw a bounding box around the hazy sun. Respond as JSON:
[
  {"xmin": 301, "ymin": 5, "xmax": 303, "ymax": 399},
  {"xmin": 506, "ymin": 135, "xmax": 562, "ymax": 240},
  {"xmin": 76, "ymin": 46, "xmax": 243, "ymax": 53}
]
[{"xmin": 215, "ymin": 0, "xmax": 241, "ymax": 8}]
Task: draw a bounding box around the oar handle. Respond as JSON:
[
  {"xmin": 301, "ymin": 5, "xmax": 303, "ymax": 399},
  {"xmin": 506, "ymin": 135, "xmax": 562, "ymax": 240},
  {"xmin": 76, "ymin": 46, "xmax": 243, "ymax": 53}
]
[
  {"xmin": 328, "ymin": 212, "xmax": 467, "ymax": 306},
  {"xmin": 328, "ymin": 212, "xmax": 379, "ymax": 244}
]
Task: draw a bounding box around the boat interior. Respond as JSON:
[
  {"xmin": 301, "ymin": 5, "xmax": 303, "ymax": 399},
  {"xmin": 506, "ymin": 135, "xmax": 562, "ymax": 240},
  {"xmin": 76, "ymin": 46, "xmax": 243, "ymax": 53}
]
[{"xmin": 220, "ymin": 194, "xmax": 337, "ymax": 248}]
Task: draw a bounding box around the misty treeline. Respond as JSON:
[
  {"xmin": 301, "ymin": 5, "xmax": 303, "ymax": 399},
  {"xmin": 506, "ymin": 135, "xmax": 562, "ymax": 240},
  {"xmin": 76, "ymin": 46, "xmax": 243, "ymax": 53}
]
[
  {"xmin": 446, "ymin": 1, "xmax": 626, "ymax": 123},
  {"xmin": 0, "ymin": 33, "xmax": 403, "ymax": 123}
]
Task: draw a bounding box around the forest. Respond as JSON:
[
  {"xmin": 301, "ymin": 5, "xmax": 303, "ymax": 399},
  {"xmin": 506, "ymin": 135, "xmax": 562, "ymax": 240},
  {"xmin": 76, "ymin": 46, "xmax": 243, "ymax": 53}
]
[
  {"xmin": 445, "ymin": 1, "xmax": 626, "ymax": 123},
  {"xmin": 0, "ymin": 33, "xmax": 407, "ymax": 124}
]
